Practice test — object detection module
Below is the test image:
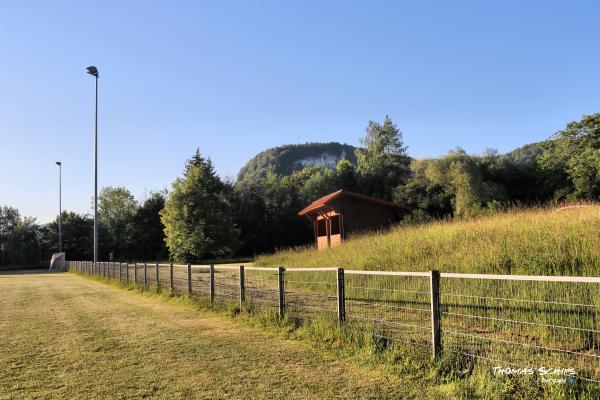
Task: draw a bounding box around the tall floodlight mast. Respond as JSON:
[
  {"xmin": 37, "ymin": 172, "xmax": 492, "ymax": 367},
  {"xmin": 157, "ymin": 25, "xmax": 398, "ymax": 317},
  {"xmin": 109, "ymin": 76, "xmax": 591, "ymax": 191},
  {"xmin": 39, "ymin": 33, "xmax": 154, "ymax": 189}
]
[{"xmin": 86, "ymin": 66, "xmax": 99, "ymax": 263}]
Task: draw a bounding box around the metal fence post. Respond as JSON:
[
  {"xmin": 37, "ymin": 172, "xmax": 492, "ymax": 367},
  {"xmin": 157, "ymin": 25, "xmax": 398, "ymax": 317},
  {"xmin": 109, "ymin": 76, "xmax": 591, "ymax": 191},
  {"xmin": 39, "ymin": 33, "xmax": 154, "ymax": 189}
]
[
  {"xmin": 169, "ymin": 263, "xmax": 174, "ymax": 292},
  {"xmin": 134, "ymin": 262, "xmax": 137, "ymax": 283},
  {"xmin": 337, "ymin": 268, "xmax": 346, "ymax": 322},
  {"xmin": 187, "ymin": 263, "xmax": 192, "ymax": 295},
  {"xmin": 239, "ymin": 265, "xmax": 245, "ymax": 308},
  {"xmin": 156, "ymin": 263, "xmax": 160, "ymax": 290},
  {"xmin": 144, "ymin": 262, "xmax": 147, "ymax": 287},
  {"xmin": 430, "ymin": 269, "xmax": 441, "ymax": 360},
  {"xmin": 209, "ymin": 264, "xmax": 215, "ymax": 303},
  {"xmin": 126, "ymin": 263, "xmax": 129, "ymax": 283},
  {"xmin": 278, "ymin": 267, "xmax": 285, "ymax": 320},
  {"xmin": 112, "ymin": 262, "xmax": 115, "ymax": 279}
]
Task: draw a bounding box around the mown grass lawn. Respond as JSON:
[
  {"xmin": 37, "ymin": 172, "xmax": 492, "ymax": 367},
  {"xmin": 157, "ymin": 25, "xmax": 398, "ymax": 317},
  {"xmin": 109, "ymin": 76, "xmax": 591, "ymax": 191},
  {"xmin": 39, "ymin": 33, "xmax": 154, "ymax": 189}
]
[{"xmin": 0, "ymin": 271, "xmax": 426, "ymax": 399}]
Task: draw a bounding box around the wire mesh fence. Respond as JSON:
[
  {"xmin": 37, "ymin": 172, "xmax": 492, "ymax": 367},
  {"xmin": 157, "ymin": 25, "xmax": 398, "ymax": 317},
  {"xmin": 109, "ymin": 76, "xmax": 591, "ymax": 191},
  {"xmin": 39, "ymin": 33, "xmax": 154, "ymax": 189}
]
[
  {"xmin": 345, "ymin": 271, "xmax": 432, "ymax": 351},
  {"xmin": 440, "ymin": 274, "xmax": 600, "ymax": 383},
  {"xmin": 243, "ymin": 267, "xmax": 281, "ymax": 312},
  {"xmin": 65, "ymin": 260, "xmax": 600, "ymax": 384}
]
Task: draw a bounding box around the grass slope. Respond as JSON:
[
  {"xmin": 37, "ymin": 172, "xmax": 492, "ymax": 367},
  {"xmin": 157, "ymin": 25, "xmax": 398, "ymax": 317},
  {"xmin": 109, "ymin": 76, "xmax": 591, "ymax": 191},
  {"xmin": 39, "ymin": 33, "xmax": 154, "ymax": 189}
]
[
  {"xmin": 0, "ymin": 271, "xmax": 425, "ymax": 400},
  {"xmin": 257, "ymin": 205, "xmax": 600, "ymax": 275}
]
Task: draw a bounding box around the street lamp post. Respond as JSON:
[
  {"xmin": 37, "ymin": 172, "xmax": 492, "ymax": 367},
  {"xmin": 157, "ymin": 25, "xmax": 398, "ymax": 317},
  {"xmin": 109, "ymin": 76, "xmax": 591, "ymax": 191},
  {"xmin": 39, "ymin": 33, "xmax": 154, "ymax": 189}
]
[
  {"xmin": 86, "ymin": 66, "xmax": 99, "ymax": 263},
  {"xmin": 55, "ymin": 161, "xmax": 62, "ymax": 253}
]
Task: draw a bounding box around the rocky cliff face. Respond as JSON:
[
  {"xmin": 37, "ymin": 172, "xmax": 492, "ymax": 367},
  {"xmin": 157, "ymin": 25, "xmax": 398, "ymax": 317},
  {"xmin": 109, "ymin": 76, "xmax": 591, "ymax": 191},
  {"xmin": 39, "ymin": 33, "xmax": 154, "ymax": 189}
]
[{"xmin": 237, "ymin": 142, "xmax": 358, "ymax": 185}]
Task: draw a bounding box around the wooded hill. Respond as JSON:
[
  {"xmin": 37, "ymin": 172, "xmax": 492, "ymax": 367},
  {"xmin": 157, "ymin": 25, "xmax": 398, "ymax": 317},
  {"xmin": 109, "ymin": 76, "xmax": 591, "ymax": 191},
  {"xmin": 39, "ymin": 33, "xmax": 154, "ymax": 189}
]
[{"xmin": 236, "ymin": 142, "xmax": 358, "ymax": 185}]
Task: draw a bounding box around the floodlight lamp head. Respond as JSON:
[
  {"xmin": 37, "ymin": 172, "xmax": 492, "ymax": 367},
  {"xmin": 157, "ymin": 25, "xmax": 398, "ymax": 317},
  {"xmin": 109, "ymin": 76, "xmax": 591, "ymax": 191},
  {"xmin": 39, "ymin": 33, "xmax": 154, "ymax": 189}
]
[
  {"xmin": 55, "ymin": 161, "xmax": 61, "ymax": 166},
  {"xmin": 86, "ymin": 66, "xmax": 98, "ymax": 77}
]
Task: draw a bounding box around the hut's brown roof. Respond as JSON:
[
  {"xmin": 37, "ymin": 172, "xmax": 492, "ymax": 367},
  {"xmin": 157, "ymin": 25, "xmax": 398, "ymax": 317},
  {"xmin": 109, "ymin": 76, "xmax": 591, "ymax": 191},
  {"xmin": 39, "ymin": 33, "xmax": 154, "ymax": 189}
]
[{"xmin": 298, "ymin": 189, "xmax": 410, "ymax": 216}]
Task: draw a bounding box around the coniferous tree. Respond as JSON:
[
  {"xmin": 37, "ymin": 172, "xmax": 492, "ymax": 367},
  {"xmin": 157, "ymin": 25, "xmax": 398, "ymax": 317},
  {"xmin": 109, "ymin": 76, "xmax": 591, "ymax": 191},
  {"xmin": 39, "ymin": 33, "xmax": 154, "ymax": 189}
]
[
  {"xmin": 161, "ymin": 150, "xmax": 240, "ymax": 262},
  {"xmin": 355, "ymin": 116, "xmax": 410, "ymax": 200}
]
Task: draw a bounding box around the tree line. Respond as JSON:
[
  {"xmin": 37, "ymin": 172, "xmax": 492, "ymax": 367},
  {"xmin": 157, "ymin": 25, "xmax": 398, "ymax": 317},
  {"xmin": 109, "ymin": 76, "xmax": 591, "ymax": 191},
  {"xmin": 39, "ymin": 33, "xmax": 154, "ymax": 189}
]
[{"xmin": 1, "ymin": 113, "xmax": 598, "ymax": 266}]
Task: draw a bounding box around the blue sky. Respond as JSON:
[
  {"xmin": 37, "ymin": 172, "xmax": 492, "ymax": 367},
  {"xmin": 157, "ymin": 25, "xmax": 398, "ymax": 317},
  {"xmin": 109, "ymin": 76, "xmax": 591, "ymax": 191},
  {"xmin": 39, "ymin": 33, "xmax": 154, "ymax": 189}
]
[{"xmin": 1, "ymin": 0, "xmax": 599, "ymax": 223}]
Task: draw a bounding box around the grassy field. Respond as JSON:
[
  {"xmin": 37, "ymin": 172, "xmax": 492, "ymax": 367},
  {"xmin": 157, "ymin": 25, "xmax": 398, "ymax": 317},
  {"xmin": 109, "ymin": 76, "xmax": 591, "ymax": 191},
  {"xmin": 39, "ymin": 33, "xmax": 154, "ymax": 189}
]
[
  {"xmin": 257, "ymin": 204, "xmax": 600, "ymax": 276},
  {"xmin": 0, "ymin": 270, "xmax": 430, "ymax": 400},
  {"xmin": 252, "ymin": 205, "xmax": 600, "ymax": 398}
]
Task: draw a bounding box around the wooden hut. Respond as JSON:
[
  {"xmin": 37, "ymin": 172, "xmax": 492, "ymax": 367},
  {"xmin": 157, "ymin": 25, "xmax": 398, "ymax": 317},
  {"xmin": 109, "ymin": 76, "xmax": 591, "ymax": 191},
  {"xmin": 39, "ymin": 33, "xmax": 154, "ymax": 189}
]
[{"xmin": 298, "ymin": 189, "xmax": 410, "ymax": 249}]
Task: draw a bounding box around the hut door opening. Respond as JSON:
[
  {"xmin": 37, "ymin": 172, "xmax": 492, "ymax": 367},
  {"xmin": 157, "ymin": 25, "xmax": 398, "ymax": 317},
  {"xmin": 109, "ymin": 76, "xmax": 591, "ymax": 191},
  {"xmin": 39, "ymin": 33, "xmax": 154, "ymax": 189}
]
[
  {"xmin": 329, "ymin": 214, "xmax": 342, "ymax": 247},
  {"xmin": 316, "ymin": 218, "xmax": 328, "ymax": 250}
]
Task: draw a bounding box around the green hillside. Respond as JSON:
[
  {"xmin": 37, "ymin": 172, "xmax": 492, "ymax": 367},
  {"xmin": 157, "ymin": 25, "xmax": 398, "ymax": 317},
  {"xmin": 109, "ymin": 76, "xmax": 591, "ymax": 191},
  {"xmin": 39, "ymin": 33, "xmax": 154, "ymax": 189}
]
[
  {"xmin": 502, "ymin": 141, "xmax": 545, "ymax": 167},
  {"xmin": 257, "ymin": 204, "xmax": 600, "ymax": 276},
  {"xmin": 236, "ymin": 142, "xmax": 358, "ymax": 184}
]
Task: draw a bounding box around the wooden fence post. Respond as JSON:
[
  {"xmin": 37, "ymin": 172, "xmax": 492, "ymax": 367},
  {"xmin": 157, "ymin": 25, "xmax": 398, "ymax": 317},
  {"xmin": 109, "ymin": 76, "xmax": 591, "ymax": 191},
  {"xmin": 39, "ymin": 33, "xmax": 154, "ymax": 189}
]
[
  {"xmin": 239, "ymin": 265, "xmax": 245, "ymax": 308},
  {"xmin": 278, "ymin": 267, "xmax": 285, "ymax": 320},
  {"xmin": 209, "ymin": 264, "xmax": 215, "ymax": 303},
  {"xmin": 337, "ymin": 268, "xmax": 346, "ymax": 322},
  {"xmin": 430, "ymin": 269, "xmax": 441, "ymax": 360},
  {"xmin": 144, "ymin": 262, "xmax": 147, "ymax": 287},
  {"xmin": 156, "ymin": 263, "xmax": 160, "ymax": 290},
  {"xmin": 169, "ymin": 263, "xmax": 174, "ymax": 292},
  {"xmin": 187, "ymin": 263, "xmax": 192, "ymax": 295}
]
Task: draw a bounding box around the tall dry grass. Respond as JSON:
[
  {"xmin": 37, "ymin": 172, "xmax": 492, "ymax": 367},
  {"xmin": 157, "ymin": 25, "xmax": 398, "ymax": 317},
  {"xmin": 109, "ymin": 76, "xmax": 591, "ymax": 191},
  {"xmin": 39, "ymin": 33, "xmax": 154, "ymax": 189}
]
[{"xmin": 257, "ymin": 204, "xmax": 600, "ymax": 276}]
